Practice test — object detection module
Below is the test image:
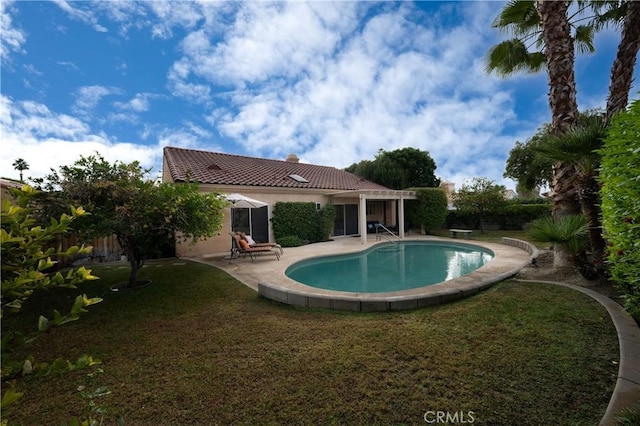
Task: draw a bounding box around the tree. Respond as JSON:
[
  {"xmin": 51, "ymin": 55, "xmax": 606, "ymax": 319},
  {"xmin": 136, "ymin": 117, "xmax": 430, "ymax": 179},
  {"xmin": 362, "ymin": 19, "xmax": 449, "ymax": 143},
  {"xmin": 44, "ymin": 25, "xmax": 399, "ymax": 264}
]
[
  {"xmin": 1, "ymin": 185, "xmax": 102, "ymax": 414},
  {"xmin": 12, "ymin": 158, "xmax": 29, "ymax": 182},
  {"xmin": 35, "ymin": 154, "xmax": 227, "ymax": 288},
  {"xmin": 536, "ymin": 111, "xmax": 608, "ymax": 265},
  {"xmin": 453, "ymin": 177, "xmax": 508, "ymax": 233},
  {"xmin": 345, "ymin": 147, "xmax": 439, "ymax": 190},
  {"xmin": 503, "ymin": 124, "xmax": 554, "ymax": 195},
  {"xmin": 487, "ymin": 1, "xmax": 587, "ymax": 266},
  {"xmin": 528, "ymin": 214, "xmax": 589, "ymax": 269},
  {"xmin": 407, "ymin": 188, "xmax": 448, "ymax": 234},
  {"xmin": 600, "ymin": 1, "xmax": 640, "ymax": 121},
  {"xmin": 488, "ymin": 1, "xmax": 640, "ymax": 217}
]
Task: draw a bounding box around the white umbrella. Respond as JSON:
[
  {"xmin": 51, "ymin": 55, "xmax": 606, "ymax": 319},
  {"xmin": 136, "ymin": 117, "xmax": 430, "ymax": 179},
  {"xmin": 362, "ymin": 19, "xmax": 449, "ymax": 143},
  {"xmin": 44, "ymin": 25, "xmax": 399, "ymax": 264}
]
[{"xmin": 224, "ymin": 193, "xmax": 268, "ymax": 209}]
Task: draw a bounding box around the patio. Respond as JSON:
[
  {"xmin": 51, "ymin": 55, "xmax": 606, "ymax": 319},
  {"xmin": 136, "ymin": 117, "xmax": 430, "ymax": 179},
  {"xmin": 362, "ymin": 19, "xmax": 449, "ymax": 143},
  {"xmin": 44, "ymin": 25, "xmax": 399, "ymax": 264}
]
[{"xmin": 193, "ymin": 235, "xmax": 533, "ymax": 311}]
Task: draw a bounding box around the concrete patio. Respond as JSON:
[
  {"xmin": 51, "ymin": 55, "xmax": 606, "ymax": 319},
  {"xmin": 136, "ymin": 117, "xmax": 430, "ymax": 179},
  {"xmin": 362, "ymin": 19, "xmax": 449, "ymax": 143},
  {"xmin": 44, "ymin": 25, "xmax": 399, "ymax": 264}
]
[{"xmin": 193, "ymin": 235, "xmax": 532, "ymax": 312}]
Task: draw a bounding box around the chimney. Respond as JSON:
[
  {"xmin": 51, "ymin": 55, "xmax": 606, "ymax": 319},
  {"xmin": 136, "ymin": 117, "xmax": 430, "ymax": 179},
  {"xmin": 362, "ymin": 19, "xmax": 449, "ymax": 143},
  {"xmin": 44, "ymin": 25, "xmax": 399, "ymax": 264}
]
[{"xmin": 285, "ymin": 153, "xmax": 299, "ymax": 163}]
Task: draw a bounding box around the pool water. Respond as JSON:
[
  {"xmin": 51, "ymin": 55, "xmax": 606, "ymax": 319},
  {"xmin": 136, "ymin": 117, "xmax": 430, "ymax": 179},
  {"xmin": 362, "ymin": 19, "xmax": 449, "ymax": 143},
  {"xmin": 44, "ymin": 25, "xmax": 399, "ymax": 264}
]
[{"xmin": 285, "ymin": 241, "xmax": 494, "ymax": 293}]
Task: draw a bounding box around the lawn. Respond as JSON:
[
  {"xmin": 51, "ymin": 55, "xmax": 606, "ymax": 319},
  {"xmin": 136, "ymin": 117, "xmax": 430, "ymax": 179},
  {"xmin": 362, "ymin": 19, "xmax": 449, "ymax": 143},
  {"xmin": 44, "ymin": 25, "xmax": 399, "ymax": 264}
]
[{"xmin": 2, "ymin": 253, "xmax": 619, "ymax": 425}]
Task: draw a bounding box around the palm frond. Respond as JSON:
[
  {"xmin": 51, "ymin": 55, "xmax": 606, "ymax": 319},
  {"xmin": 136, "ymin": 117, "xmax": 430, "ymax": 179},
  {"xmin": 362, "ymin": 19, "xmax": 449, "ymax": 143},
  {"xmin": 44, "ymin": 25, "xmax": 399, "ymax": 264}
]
[
  {"xmin": 492, "ymin": 0, "xmax": 539, "ymax": 36},
  {"xmin": 575, "ymin": 25, "xmax": 596, "ymax": 54},
  {"xmin": 590, "ymin": 1, "xmax": 626, "ymax": 31},
  {"xmin": 534, "ymin": 114, "xmax": 607, "ymax": 173},
  {"xmin": 486, "ymin": 39, "xmax": 545, "ymax": 75},
  {"xmin": 528, "ymin": 215, "xmax": 588, "ymax": 255}
]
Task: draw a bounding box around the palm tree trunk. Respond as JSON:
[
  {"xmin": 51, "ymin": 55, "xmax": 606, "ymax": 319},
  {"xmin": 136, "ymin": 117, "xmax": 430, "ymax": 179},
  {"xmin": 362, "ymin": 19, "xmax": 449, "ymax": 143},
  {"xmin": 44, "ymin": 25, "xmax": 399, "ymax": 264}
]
[
  {"xmin": 536, "ymin": 0, "xmax": 581, "ymax": 268},
  {"xmin": 536, "ymin": 0, "xmax": 581, "ymax": 218},
  {"xmin": 536, "ymin": 0, "xmax": 579, "ymax": 136},
  {"xmin": 578, "ymin": 175, "xmax": 606, "ymax": 265},
  {"xmin": 606, "ymin": 1, "xmax": 640, "ymax": 121}
]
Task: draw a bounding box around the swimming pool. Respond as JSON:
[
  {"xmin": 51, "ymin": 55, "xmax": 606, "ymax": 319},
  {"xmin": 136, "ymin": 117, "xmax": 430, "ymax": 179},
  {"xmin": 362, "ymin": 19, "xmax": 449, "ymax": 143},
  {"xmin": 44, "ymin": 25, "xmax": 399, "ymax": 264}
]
[{"xmin": 286, "ymin": 241, "xmax": 494, "ymax": 293}]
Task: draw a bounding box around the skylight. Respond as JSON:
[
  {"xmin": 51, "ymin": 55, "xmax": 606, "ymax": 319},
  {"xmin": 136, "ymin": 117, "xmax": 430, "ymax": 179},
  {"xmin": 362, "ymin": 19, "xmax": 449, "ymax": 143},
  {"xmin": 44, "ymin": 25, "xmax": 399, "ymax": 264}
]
[{"xmin": 289, "ymin": 174, "xmax": 309, "ymax": 183}]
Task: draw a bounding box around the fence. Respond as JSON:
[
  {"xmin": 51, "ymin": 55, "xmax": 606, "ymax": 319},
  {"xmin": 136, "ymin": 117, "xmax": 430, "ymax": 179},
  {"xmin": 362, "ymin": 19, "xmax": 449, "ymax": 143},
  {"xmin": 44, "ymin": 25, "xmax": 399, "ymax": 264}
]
[{"xmin": 55, "ymin": 234, "xmax": 122, "ymax": 266}]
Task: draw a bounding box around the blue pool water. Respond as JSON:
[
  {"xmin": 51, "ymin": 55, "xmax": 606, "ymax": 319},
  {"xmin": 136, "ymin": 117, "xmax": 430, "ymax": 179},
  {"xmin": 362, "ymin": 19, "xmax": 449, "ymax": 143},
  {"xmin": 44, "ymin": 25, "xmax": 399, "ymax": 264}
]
[{"xmin": 285, "ymin": 241, "xmax": 494, "ymax": 293}]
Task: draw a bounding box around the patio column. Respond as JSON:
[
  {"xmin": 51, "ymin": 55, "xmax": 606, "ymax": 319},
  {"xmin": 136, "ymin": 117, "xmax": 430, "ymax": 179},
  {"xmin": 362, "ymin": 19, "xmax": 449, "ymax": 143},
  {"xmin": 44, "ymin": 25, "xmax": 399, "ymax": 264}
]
[
  {"xmin": 398, "ymin": 195, "xmax": 405, "ymax": 238},
  {"xmin": 359, "ymin": 193, "xmax": 367, "ymax": 245}
]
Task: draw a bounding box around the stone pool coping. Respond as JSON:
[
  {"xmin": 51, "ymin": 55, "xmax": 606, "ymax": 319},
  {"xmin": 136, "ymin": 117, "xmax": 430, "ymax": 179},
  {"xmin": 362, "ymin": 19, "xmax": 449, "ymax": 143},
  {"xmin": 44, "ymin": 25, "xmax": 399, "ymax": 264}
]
[{"xmin": 195, "ymin": 235, "xmax": 533, "ymax": 312}]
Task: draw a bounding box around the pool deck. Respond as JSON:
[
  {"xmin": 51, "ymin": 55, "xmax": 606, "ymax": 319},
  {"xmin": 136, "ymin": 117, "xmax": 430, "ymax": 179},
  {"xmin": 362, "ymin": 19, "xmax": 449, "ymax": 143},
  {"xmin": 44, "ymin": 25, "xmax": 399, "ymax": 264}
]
[{"xmin": 193, "ymin": 235, "xmax": 533, "ymax": 312}]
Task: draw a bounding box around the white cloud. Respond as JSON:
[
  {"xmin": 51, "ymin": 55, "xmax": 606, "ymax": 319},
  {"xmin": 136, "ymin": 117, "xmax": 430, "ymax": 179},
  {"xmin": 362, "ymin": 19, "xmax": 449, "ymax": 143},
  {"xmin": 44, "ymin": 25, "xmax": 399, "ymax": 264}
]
[
  {"xmin": 0, "ymin": 0, "xmax": 26, "ymax": 60},
  {"xmin": 0, "ymin": 95, "xmax": 161, "ymax": 181},
  {"xmin": 147, "ymin": 1, "xmax": 204, "ymax": 39},
  {"xmin": 1, "ymin": 0, "xmax": 562, "ymax": 192},
  {"xmin": 52, "ymin": 0, "xmax": 107, "ymax": 32},
  {"xmin": 113, "ymin": 93, "xmax": 158, "ymax": 113},
  {"xmin": 72, "ymin": 85, "xmax": 123, "ymax": 117},
  {"xmin": 204, "ymin": 2, "xmax": 525, "ymax": 190}
]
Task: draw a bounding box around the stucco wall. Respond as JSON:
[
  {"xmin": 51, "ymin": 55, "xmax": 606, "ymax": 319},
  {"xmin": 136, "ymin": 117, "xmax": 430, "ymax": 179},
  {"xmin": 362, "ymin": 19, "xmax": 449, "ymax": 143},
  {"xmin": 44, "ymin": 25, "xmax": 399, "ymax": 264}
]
[{"xmin": 176, "ymin": 186, "xmax": 333, "ymax": 258}]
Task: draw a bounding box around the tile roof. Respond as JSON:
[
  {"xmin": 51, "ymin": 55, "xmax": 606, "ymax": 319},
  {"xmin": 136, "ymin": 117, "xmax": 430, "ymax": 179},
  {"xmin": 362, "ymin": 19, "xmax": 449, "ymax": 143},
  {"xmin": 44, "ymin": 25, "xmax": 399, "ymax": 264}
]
[{"xmin": 163, "ymin": 147, "xmax": 390, "ymax": 191}]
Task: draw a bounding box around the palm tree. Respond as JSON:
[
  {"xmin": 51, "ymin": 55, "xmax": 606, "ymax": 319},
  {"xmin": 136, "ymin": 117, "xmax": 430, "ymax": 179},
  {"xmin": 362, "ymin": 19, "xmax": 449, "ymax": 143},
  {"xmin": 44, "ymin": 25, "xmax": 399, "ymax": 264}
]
[
  {"xmin": 487, "ymin": 0, "xmax": 640, "ymax": 121},
  {"xmin": 535, "ymin": 112, "xmax": 608, "ymax": 265},
  {"xmin": 528, "ymin": 214, "xmax": 589, "ymax": 269},
  {"xmin": 12, "ymin": 158, "xmax": 29, "ymax": 182},
  {"xmin": 600, "ymin": 1, "xmax": 640, "ymax": 121},
  {"xmin": 486, "ymin": 0, "xmax": 639, "ymax": 266},
  {"xmin": 486, "ymin": 0, "xmax": 596, "ymax": 76},
  {"xmin": 487, "ymin": 1, "xmax": 582, "ymax": 223}
]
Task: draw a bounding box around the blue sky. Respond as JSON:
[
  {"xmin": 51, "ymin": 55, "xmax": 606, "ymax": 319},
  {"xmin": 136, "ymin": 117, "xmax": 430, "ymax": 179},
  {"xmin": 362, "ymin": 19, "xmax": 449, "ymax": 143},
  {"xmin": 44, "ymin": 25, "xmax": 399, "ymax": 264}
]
[{"xmin": 1, "ymin": 1, "xmax": 637, "ymax": 190}]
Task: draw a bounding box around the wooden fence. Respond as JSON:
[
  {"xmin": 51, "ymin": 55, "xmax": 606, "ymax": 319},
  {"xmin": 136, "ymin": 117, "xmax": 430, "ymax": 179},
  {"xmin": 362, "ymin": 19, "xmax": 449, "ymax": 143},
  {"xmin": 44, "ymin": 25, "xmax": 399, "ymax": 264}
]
[{"xmin": 55, "ymin": 234, "xmax": 122, "ymax": 266}]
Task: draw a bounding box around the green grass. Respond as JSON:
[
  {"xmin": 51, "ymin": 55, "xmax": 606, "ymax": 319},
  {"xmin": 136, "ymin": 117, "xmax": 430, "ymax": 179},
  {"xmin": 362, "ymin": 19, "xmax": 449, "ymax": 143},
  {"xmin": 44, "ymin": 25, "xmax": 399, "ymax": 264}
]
[{"xmin": 2, "ymin": 255, "xmax": 619, "ymax": 425}]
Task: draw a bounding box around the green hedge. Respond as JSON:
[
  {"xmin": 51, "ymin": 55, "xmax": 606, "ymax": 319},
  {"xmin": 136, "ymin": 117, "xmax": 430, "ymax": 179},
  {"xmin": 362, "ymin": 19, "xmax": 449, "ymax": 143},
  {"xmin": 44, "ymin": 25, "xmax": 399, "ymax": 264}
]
[
  {"xmin": 599, "ymin": 99, "xmax": 640, "ymax": 317},
  {"xmin": 445, "ymin": 203, "xmax": 551, "ymax": 230},
  {"xmin": 407, "ymin": 188, "xmax": 448, "ymax": 233},
  {"xmin": 272, "ymin": 202, "xmax": 335, "ymax": 245}
]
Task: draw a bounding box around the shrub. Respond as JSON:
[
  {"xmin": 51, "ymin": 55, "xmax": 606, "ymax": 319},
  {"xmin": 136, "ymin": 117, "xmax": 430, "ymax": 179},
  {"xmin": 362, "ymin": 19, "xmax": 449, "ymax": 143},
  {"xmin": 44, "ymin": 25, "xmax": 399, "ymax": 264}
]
[
  {"xmin": 272, "ymin": 202, "xmax": 334, "ymax": 243},
  {"xmin": 408, "ymin": 188, "xmax": 448, "ymax": 234},
  {"xmin": 498, "ymin": 203, "xmax": 552, "ymax": 230},
  {"xmin": 1, "ymin": 185, "xmax": 103, "ymax": 417},
  {"xmin": 445, "ymin": 203, "xmax": 550, "ymax": 231},
  {"xmin": 599, "ymin": 99, "xmax": 640, "ymax": 317},
  {"xmin": 277, "ymin": 235, "xmax": 304, "ymax": 247}
]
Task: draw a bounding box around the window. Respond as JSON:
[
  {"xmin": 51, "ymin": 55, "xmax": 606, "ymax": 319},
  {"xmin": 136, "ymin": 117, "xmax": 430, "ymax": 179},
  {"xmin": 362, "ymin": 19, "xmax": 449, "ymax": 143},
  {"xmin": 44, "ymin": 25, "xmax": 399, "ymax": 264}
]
[{"xmin": 289, "ymin": 174, "xmax": 309, "ymax": 183}]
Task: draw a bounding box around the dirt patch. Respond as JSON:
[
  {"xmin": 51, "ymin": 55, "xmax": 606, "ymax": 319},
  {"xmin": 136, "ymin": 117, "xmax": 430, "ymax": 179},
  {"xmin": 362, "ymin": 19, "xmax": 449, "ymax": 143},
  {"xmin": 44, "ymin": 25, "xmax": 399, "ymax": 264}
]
[{"xmin": 516, "ymin": 249, "xmax": 624, "ymax": 304}]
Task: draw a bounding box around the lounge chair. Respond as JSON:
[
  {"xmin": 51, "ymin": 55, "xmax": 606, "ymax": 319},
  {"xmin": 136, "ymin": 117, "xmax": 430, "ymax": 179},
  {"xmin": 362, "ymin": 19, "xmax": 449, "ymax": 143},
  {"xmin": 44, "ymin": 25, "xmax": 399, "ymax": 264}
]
[
  {"xmin": 237, "ymin": 232, "xmax": 283, "ymax": 254},
  {"xmin": 229, "ymin": 233, "xmax": 280, "ymax": 263}
]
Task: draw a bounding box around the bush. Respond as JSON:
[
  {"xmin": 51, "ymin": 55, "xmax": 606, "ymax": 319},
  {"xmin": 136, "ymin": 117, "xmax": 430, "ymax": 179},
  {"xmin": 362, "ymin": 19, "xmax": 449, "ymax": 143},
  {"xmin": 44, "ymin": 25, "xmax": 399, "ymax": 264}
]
[
  {"xmin": 599, "ymin": 99, "xmax": 640, "ymax": 317},
  {"xmin": 272, "ymin": 202, "xmax": 334, "ymax": 243},
  {"xmin": 408, "ymin": 188, "xmax": 448, "ymax": 234},
  {"xmin": 498, "ymin": 203, "xmax": 552, "ymax": 230},
  {"xmin": 1, "ymin": 185, "xmax": 103, "ymax": 417},
  {"xmin": 277, "ymin": 235, "xmax": 304, "ymax": 247},
  {"xmin": 445, "ymin": 203, "xmax": 551, "ymax": 231}
]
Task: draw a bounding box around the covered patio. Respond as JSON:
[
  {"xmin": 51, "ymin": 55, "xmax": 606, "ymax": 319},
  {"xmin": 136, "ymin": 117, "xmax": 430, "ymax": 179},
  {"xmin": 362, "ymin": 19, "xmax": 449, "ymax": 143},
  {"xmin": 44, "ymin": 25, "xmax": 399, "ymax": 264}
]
[{"xmin": 329, "ymin": 189, "xmax": 417, "ymax": 244}]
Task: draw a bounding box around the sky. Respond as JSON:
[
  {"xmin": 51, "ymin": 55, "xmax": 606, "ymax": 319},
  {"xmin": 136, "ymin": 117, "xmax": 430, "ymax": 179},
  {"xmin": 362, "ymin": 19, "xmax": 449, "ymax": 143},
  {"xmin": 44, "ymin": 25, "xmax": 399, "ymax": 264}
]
[{"xmin": 1, "ymin": 1, "xmax": 637, "ymax": 191}]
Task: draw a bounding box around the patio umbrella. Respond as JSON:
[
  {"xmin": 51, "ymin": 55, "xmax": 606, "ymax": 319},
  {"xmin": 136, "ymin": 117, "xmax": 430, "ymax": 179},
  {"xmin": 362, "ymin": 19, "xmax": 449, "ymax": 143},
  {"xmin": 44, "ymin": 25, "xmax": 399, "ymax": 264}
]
[
  {"xmin": 223, "ymin": 193, "xmax": 268, "ymax": 209},
  {"xmin": 224, "ymin": 193, "xmax": 268, "ymax": 234}
]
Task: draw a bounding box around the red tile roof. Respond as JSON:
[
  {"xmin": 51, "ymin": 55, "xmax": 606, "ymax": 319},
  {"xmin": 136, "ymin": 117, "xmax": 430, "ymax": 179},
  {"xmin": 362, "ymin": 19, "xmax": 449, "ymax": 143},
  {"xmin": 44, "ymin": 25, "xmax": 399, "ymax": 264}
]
[{"xmin": 163, "ymin": 147, "xmax": 390, "ymax": 191}]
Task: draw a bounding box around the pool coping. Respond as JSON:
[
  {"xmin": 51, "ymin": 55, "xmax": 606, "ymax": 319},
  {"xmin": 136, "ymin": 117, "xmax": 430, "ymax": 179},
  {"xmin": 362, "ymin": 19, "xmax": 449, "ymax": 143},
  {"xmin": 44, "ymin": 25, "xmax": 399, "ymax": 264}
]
[{"xmin": 194, "ymin": 235, "xmax": 534, "ymax": 312}]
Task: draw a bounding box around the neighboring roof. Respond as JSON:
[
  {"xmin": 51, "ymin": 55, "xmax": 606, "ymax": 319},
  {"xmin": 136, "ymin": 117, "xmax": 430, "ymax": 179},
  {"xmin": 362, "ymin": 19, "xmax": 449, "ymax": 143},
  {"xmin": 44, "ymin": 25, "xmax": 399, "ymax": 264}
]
[
  {"xmin": 163, "ymin": 147, "xmax": 390, "ymax": 191},
  {"xmin": 1, "ymin": 178, "xmax": 23, "ymax": 190}
]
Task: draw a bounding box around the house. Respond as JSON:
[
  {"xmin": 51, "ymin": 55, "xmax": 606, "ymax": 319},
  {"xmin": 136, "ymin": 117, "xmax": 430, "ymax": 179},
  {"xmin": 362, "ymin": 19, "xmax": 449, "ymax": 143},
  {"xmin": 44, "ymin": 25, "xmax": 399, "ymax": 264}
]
[
  {"xmin": 1, "ymin": 177, "xmax": 23, "ymax": 200},
  {"xmin": 503, "ymin": 189, "xmax": 517, "ymax": 200},
  {"xmin": 162, "ymin": 147, "xmax": 416, "ymax": 257}
]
